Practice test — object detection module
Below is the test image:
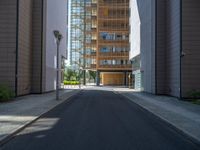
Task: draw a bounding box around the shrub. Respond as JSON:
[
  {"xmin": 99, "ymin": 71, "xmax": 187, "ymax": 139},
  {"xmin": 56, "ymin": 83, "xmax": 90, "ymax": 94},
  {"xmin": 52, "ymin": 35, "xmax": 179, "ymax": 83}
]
[
  {"xmin": 63, "ymin": 80, "xmax": 80, "ymax": 85},
  {"xmin": 188, "ymin": 90, "xmax": 200, "ymax": 99},
  {"xmin": 0, "ymin": 85, "xmax": 15, "ymax": 102},
  {"xmin": 192, "ymin": 100, "xmax": 200, "ymax": 105},
  {"xmin": 63, "ymin": 80, "xmax": 70, "ymax": 85}
]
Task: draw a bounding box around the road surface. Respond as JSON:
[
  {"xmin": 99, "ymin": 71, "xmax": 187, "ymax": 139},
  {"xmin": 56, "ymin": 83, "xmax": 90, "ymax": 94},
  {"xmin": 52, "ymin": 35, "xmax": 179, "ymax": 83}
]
[{"xmin": 0, "ymin": 90, "xmax": 199, "ymax": 150}]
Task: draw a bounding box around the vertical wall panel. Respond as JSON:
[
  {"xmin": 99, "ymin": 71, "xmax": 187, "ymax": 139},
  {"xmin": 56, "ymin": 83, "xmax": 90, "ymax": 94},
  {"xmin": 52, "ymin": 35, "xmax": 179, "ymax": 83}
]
[
  {"xmin": 165, "ymin": 0, "xmax": 181, "ymax": 97},
  {"xmin": 31, "ymin": 0, "xmax": 43, "ymax": 93},
  {"xmin": 44, "ymin": 0, "xmax": 67, "ymax": 92},
  {"xmin": 17, "ymin": 0, "xmax": 33, "ymax": 96},
  {"xmin": 156, "ymin": 0, "xmax": 167, "ymax": 94},
  {"xmin": 0, "ymin": 0, "xmax": 17, "ymax": 93},
  {"xmin": 136, "ymin": 0, "xmax": 156, "ymax": 93},
  {"xmin": 182, "ymin": 0, "xmax": 200, "ymax": 97}
]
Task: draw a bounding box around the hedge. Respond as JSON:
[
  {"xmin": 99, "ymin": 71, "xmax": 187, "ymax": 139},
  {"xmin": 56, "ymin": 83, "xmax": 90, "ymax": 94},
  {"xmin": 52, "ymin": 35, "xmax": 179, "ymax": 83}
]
[{"xmin": 63, "ymin": 80, "xmax": 80, "ymax": 85}]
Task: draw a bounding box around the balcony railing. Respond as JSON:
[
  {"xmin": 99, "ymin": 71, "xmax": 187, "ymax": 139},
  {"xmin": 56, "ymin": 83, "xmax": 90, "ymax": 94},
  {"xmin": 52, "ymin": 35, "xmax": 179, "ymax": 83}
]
[
  {"xmin": 98, "ymin": 16, "xmax": 129, "ymax": 20},
  {"xmin": 99, "ymin": 51, "xmax": 129, "ymax": 57},
  {"xmin": 85, "ymin": 52, "xmax": 97, "ymax": 57},
  {"xmin": 99, "ymin": 27, "xmax": 129, "ymax": 32},
  {"xmin": 99, "ymin": 1, "xmax": 129, "ymax": 7},
  {"xmin": 98, "ymin": 39, "xmax": 129, "ymax": 44},
  {"xmin": 85, "ymin": 64, "xmax": 97, "ymax": 69},
  {"xmin": 98, "ymin": 64, "xmax": 132, "ymax": 69}
]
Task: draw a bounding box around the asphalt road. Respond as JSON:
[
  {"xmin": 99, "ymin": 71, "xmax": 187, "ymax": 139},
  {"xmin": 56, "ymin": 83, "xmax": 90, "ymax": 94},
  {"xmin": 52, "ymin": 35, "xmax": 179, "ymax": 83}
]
[{"xmin": 0, "ymin": 90, "xmax": 199, "ymax": 150}]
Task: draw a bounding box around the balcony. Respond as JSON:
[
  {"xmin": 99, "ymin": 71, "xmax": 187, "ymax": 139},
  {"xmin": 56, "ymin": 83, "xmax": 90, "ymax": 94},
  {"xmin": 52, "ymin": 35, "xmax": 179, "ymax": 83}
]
[
  {"xmin": 85, "ymin": 39, "xmax": 97, "ymax": 45},
  {"xmin": 92, "ymin": 0, "xmax": 97, "ymax": 6},
  {"xmin": 85, "ymin": 28, "xmax": 97, "ymax": 34},
  {"xmin": 98, "ymin": 17, "xmax": 129, "ymax": 21},
  {"xmin": 98, "ymin": 64, "xmax": 132, "ymax": 70},
  {"xmin": 99, "ymin": 51, "xmax": 129, "ymax": 57},
  {"xmin": 99, "ymin": 20, "xmax": 129, "ymax": 32},
  {"xmin": 84, "ymin": 52, "xmax": 97, "ymax": 58},
  {"xmin": 85, "ymin": 64, "xmax": 97, "ymax": 70},
  {"xmin": 98, "ymin": 39, "xmax": 129, "ymax": 45},
  {"xmin": 99, "ymin": 1, "xmax": 129, "ymax": 7}
]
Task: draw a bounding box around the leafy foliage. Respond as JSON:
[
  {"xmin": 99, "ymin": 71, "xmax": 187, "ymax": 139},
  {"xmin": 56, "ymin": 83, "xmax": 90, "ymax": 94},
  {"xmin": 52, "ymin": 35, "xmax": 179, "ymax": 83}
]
[
  {"xmin": 64, "ymin": 68, "xmax": 79, "ymax": 81},
  {"xmin": 88, "ymin": 71, "xmax": 96, "ymax": 82}
]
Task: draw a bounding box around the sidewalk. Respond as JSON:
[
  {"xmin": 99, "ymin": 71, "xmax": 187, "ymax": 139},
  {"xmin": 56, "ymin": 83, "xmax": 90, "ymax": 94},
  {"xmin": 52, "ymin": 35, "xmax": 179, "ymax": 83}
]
[
  {"xmin": 114, "ymin": 88, "xmax": 200, "ymax": 145},
  {"xmin": 0, "ymin": 89, "xmax": 80, "ymax": 145}
]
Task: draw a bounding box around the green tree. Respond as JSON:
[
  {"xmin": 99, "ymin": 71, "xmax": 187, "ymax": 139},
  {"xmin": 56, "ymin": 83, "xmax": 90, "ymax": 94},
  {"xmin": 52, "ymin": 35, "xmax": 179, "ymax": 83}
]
[
  {"xmin": 65, "ymin": 68, "xmax": 75, "ymax": 81},
  {"xmin": 89, "ymin": 71, "xmax": 96, "ymax": 82}
]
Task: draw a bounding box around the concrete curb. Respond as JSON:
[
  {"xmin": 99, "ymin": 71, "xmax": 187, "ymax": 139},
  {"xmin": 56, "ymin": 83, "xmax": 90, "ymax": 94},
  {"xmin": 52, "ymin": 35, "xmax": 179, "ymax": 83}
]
[
  {"xmin": 116, "ymin": 91, "xmax": 200, "ymax": 147},
  {"xmin": 0, "ymin": 90, "xmax": 81, "ymax": 146}
]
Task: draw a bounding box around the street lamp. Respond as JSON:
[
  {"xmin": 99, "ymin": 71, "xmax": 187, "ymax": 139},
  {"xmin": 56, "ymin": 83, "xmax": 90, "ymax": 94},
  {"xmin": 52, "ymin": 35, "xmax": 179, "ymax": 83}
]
[{"xmin": 53, "ymin": 30, "xmax": 63, "ymax": 100}]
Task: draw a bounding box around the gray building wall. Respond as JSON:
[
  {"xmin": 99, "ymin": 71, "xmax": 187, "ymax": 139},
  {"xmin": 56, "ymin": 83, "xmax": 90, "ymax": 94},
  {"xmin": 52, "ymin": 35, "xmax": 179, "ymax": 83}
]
[
  {"xmin": 44, "ymin": 0, "xmax": 67, "ymax": 92},
  {"xmin": 0, "ymin": 0, "xmax": 17, "ymax": 93},
  {"xmin": 141, "ymin": 0, "xmax": 156, "ymax": 94},
  {"xmin": 31, "ymin": 0, "xmax": 44, "ymax": 93},
  {"xmin": 0, "ymin": 0, "xmax": 34, "ymax": 96},
  {"xmin": 150, "ymin": 0, "xmax": 156, "ymax": 94},
  {"xmin": 0, "ymin": 0, "xmax": 17, "ymax": 91},
  {"xmin": 165, "ymin": 0, "xmax": 181, "ymax": 97},
  {"xmin": 156, "ymin": 0, "xmax": 167, "ymax": 94},
  {"xmin": 17, "ymin": 0, "xmax": 33, "ymax": 96},
  {"xmin": 32, "ymin": 0, "xmax": 67, "ymax": 93},
  {"xmin": 0, "ymin": 0, "xmax": 67, "ymax": 96},
  {"xmin": 181, "ymin": 0, "xmax": 200, "ymax": 97},
  {"xmin": 130, "ymin": 0, "xmax": 200, "ymax": 98},
  {"xmin": 130, "ymin": 0, "xmax": 156, "ymax": 94},
  {"xmin": 130, "ymin": 0, "xmax": 181, "ymax": 97}
]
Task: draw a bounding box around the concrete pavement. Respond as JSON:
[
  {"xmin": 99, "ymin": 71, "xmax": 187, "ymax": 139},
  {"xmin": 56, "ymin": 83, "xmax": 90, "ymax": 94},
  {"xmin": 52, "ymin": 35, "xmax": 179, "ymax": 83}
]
[
  {"xmin": 114, "ymin": 87, "xmax": 200, "ymax": 145},
  {"xmin": 0, "ymin": 89, "xmax": 80, "ymax": 145},
  {"xmin": 0, "ymin": 90, "xmax": 199, "ymax": 150}
]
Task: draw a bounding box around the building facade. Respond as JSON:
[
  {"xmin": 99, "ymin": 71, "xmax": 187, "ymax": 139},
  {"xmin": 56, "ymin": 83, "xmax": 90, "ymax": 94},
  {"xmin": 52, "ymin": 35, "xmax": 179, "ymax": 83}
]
[
  {"xmin": 97, "ymin": 0, "xmax": 131, "ymax": 86},
  {"xmin": 69, "ymin": 0, "xmax": 85, "ymax": 69},
  {"xmin": 0, "ymin": 0, "xmax": 67, "ymax": 96},
  {"xmin": 82, "ymin": 0, "xmax": 132, "ymax": 86},
  {"xmin": 130, "ymin": 0, "xmax": 200, "ymax": 98}
]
